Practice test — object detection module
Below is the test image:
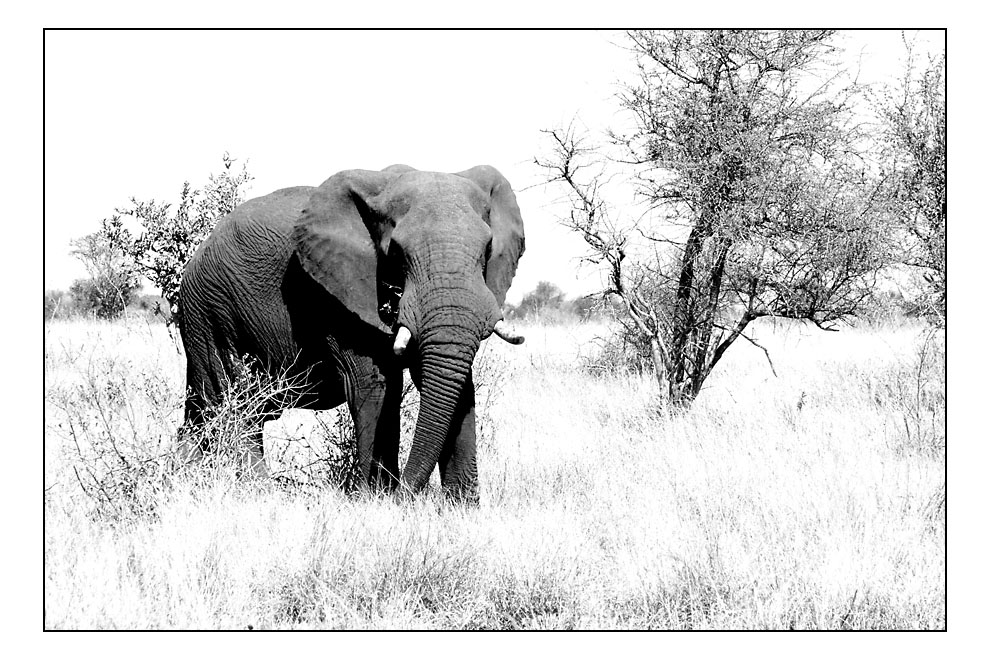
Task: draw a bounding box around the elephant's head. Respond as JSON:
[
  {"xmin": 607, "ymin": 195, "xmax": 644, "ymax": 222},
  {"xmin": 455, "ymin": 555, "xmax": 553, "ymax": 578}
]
[{"xmin": 292, "ymin": 165, "xmax": 525, "ymax": 493}]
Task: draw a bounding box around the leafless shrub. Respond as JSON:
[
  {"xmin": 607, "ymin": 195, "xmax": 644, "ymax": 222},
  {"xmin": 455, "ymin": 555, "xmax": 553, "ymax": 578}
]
[
  {"xmin": 893, "ymin": 327, "xmax": 945, "ymax": 458},
  {"xmin": 581, "ymin": 328, "xmax": 655, "ymax": 378},
  {"xmin": 49, "ymin": 351, "xmax": 177, "ymax": 521},
  {"xmin": 266, "ymin": 409, "xmax": 363, "ymax": 491},
  {"xmin": 473, "ymin": 347, "xmax": 508, "ymax": 455},
  {"xmin": 52, "ymin": 353, "xmax": 331, "ymax": 519}
]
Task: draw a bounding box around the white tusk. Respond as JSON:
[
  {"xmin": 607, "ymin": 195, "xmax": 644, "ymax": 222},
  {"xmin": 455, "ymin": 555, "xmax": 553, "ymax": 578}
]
[
  {"xmin": 393, "ymin": 326, "xmax": 412, "ymax": 355},
  {"xmin": 493, "ymin": 319, "xmax": 525, "ymax": 345}
]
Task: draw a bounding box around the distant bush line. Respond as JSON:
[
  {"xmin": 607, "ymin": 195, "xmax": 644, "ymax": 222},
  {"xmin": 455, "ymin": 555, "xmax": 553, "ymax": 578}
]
[
  {"xmin": 503, "ymin": 281, "xmax": 617, "ymax": 325},
  {"xmin": 44, "ymin": 278, "xmax": 924, "ymax": 328},
  {"xmin": 44, "ymin": 285, "xmax": 171, "ymax": 322}
]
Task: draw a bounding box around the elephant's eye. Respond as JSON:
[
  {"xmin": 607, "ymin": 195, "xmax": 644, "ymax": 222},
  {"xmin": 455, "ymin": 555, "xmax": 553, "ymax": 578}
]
[{"xmin": 387, "ymin": 239, "xmax": 404, "ymax": 260}]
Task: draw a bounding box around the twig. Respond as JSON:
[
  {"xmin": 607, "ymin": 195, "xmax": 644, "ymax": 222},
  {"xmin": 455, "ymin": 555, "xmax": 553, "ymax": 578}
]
[
  {"xmin": 839, "ymin": 588, "xmax": 859, "ymax": 629},
  {"xmin": 739, "ymin": 331, "xmax": 778, "ymax": 377},
  {"xmin": 72, "ymin": 465, "xmax": 94, "ymax": 501}
]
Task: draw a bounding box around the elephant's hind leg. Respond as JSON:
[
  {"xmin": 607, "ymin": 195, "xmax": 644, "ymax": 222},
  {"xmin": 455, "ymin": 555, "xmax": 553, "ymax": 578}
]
[
  {"xmin": 175, "ymin": 386, "xmax": 211, "ymax": 468},
  {"xmin": 177, "ymin": 382, "xmax": 277, "ymax": 479},
  {"xmin": 176, "ymin": 315, "xmax": 229, "ymax": 466},
  {"xmin": 176, "ymin": 339, "xmax": 275, "ymax": 478}
]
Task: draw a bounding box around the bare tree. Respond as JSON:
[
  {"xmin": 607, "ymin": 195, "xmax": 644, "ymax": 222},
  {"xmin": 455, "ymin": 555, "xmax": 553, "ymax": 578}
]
[
  {"xmin": 537, "ymin": 30, "xmax": 893, "ymax": 406},
  {"xmin": 875, "ymin": 35, "xmax": 945, "ymax": 323}
]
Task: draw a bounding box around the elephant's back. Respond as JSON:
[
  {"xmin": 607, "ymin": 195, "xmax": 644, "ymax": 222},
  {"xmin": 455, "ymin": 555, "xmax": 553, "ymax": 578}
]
[
  {"xmin": 199, "ymin": 186, "xmax": 314, "ymax": 258},
  {"xmin": 184, "ymin": 186, "xmax": 314, "ymax": 284},
  {"xmin": 180, "ymin": 186, "xmax": 318, "ymax": 368}
]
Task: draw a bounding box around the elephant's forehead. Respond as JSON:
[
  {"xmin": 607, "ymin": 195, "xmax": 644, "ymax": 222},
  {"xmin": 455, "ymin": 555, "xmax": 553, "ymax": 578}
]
[{"xmin": 388, "ymin": 171, "xmax": 487, "ymax": 210}]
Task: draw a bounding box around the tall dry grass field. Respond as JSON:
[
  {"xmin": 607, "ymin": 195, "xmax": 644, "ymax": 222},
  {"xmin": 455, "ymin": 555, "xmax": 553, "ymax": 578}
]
[{"xmin": 44, "ymin": 314, "xmax": 945, "ymax": 629}]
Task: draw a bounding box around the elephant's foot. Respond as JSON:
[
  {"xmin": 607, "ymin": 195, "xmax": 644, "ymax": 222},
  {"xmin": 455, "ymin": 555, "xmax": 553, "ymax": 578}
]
[
  {"xmin": 441, "ymin": 481, "xmax": 480, "ymax": 505},
  {"xmin": 390, "ymin": 476, "xmax": 477, "ymax": 504},
  {"xmin": 368, "ymin": 460, "xmax": 401, "ymax": 494},
  {"xmin": 440, "ymin": 456, "xmax": 480, "ymax": 505}
]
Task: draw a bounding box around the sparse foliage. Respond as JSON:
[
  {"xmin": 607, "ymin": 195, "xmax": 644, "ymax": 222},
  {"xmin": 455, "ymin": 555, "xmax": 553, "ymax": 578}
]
[{"xmin": 538, "ymin": 30, "xmax": 894, "ymax": 406}]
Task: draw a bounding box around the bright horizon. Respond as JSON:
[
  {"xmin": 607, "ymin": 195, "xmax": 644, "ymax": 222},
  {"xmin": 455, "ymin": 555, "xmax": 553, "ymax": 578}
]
[{"xmin": 44, "ymin": 29, "xmax": 944, "ymax": 305}]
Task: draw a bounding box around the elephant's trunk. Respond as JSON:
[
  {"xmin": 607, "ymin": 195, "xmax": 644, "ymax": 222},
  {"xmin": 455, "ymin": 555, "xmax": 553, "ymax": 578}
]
[{"xmin": 399, "ymin": 328, "xmax": 479, "ymax": 495}]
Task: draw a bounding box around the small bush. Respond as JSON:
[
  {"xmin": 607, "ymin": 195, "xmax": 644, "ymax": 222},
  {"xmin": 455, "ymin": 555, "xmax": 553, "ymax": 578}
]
[
  {"xmin": 68, "ymin": 218, "xmax": 143, "ymax": 320},
  {"xmin": 578, "ymin": 301, "xmax": 662, "ymax": 379},
  {"xmin": 45, "ymin": 289, "xmax": 80, "ymax": 320},
  {"xmin": 580, "ymin": 329, "xmax": 654, "ymax": 378},
  {"xmin": 889, "ymin": 328, "xmax": 945, "ymax": 458},
  {"xmin": 68, "ymin": 277, "xmax": 142, "ymax": 320},
  {"xmin": 180, "ymin": 360, "xmax": 364, "ymax": 492},
  {"xmin": 265, "ymin": 409, "xmax": 362, "ymax": 490}
]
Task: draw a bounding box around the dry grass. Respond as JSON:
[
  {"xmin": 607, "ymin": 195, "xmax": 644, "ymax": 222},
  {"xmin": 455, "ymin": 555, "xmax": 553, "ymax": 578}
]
[{"xmin": 43, "ymin": 315, "xmax": 944, "ymax": 629}]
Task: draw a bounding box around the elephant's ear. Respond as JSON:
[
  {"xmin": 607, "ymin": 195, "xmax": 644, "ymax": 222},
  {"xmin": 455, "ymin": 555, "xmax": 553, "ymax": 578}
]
[
  {"xmin": 292, "ymin": 169, "xmax": 398, "ymax": 331},
  {"xmin": 456, "ymin": 165, "xmax": 526, "ymax": 307}
]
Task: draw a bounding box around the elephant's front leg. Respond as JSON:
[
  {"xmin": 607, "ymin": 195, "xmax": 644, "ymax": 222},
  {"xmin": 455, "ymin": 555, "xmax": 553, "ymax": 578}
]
[
  {"xmin": 344, "ymin": 354, "xmax": 402, "ymax": 492},
  {"xmin": 438, "ymin": 374, "xmax": 479, "ymax": 504},
  {"xmin": 239, "ymin": 399, "xmax": 282, "ymax": 479}
]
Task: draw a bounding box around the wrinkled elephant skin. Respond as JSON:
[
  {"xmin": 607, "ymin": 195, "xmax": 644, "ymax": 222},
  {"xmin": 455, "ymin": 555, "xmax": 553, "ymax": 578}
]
[{"xmin": 177, "ymin": 165, "xmax": 525, "ymax": 502}]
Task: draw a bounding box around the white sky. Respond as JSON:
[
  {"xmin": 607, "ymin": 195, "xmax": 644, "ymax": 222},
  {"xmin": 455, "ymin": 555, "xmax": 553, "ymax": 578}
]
[{"xmin": 44, "ymin": 30, "xmax": 943, "ymax": 303}]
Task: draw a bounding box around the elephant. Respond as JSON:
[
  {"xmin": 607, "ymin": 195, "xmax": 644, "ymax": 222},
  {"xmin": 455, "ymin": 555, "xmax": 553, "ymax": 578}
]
[{"xmin": 176, "ymin": 164, "xmax": 525, "ymax": 502}]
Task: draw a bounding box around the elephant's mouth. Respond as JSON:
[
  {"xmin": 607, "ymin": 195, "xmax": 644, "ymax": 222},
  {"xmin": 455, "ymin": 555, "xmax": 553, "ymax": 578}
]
[{"xmin": 392, "ymin": 319, "xmax": 523, "ymax": 355}]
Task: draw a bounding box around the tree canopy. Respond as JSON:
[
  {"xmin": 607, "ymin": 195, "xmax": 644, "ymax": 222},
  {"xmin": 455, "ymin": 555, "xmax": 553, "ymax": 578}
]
[{"xmin": 539, "ymin": 30, "xmax": 902, "ymax": 405}]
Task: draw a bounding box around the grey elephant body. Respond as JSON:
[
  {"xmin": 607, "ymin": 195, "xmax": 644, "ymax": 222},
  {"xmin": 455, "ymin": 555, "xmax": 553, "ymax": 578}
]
[{"xmin": 177, "ymin": 166, "xmax": 525, "ymax": 501}]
